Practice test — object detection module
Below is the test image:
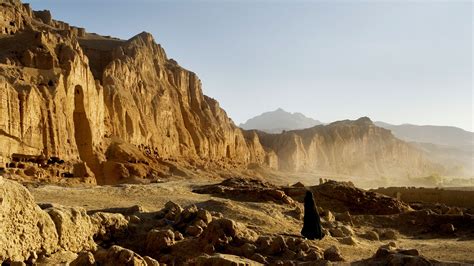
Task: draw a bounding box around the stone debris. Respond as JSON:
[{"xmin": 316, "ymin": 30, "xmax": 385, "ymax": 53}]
[
  {"xmin": 323, "ymin": 245, "xmax": 345, "ymax": 261},
  {"xmin": 193, "ymin": 177, "xmax": 295, "ymax": 205}
]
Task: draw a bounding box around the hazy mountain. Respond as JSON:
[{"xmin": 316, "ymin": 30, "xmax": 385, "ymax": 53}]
[
  {"xmin": 375, "ymin": 122, "xmax": 474, "ymax": 176},
  {"xmin": 374, "ymin": 122, "xmax": 474, "ymax": 148},
  {"xmin": 254, "ymin": 117, "xmax": 442, "ymax": 178},
  {"xmin": 240, "ymin": 108, "xmax": 321, "ymax": 133}
]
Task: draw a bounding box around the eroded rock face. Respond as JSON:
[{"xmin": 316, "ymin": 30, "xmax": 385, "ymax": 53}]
[
  {"xmin": 0, "ymin": 0, "xmax": 268, "ymax": 184},
  {"xmin": 256, "ymin": 117, "xmax": 441, "ymax": 177},
  {"xmin": 0, "ymin": 177, "xmax": 58, "ymax": 262},
  {"xmin": 44, "ymin": 206, "xmax": 97, "ymax": 253}
]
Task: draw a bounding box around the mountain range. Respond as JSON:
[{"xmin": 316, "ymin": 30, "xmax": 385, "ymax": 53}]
[{"xmin": 242, "ymin": 109, "xmax": 473, "ymax": 177}]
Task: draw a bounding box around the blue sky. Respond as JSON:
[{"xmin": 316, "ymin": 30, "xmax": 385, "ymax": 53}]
[{"xmin": 29, "ymin": 0, "xmax": 473, "ymax": 131}]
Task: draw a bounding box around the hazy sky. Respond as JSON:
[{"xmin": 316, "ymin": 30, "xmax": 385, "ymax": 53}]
[{"xmin": 30, "ymin": 0, "xmax": 473, "ymax": 131}]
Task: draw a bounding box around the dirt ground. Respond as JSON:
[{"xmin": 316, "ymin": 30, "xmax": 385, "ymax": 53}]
[{"xmin": 28, "ymin": 178, "xmax": 474, "ymax": 264}]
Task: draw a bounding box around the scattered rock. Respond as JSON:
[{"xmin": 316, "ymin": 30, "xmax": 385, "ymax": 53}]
[
  {"xmin": 268, "ymin": 235, "xmax": 287, "ymax": 255},
  {"xmin": 251, "ymin": 253, "xmax": 267, "ymax": 264},
  {"xmin": 70, "ymin": 251, "xmax": 95, "ymax": 266},
  {"xmin": 304, "ymin": 250, "xmax": 323, "ymax": 261},
  {"xmin": 339, "ymin": 236, "xmax": 358, "ymax": 245},
  {"xmin": 324, "ymin": 245, "xmax": 345, "ymax": 261},
  {"xmin": 186, "ymin": 225, "xmax": 204, "ymax": 237},
  {"xmin": 340, "ymin": 225, "xmax": 354, "ymax": 236},
  {"xmin": 329, "ymin": 228, "xmax": 345, "ymax": 238},
  {"xmin": 143, "ymin": 256, "xmax": 160, "ymax": 266},
  {"xmin": 197, "ymin": 209, "xmax": 213, "ymax": 224},
  {"xmin": 193, "ymin": 253, "xmax": 263, "ymax": 266},
  {"xmin": 440, "ymin": 223, "xmax": 455, "ymax": 234},
  {"xmin": 174, "ymin": 231, "xmax": 184, "ymax": 241},
  {"xmin": 312, "ymin": 181, "xmax": 412, "ymax": 215},
  {"xmin": 362, "ymin": 245, "xmax": 431, "ymax": 266},
  {"xmin": 362, "ymin": 230, "xmax": 379, "ymax": 241},
  {"xmin": 381, "ymin": 229, "xmax": 398, "ymax": 240},
  {"xmin": 193, "ymin": 178, "xmax": 295, "ymax": 205},
  {"xmin": 324, "ymin": 210, "xmax": 336, "ymax": 222},
  {"xmin": 90, "ymin": 212, "xmax": 129, "ymax": 241},
  {"xmin": 94, "ymin": 245, "xmax": 147, "ymax": 266},
  {"xmin": 200, "ymin": 218, "xmax": 258, "ymax": 249},
  {"xmin": 336, "ymin": 211, "xmax": 353, "ymax": 225},
  {"xmin": 128, "ymin": 215, "xmax": 141, "ymax": 224},
  {"xmin": 146, "ymin": 229, "xmax": 175, "ymax": 254}
]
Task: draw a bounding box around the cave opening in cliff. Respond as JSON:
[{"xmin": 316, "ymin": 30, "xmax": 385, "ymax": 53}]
[{"xmin": 73, "ymin": 85, "xmax": 98, "ymax": 179}]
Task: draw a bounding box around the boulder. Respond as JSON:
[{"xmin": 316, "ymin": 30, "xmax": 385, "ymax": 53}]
[
  {"xmin": 440, "ymin": 223, "xmax": 455, "ymax": 234},
  {"xmin": 329, "ymin": 228, "xmax": 345, "ymax": 238},
  {"xmin": 251, "ymin": 253, "xmax": 267, "ymax": 264},
  {"xmin": 164, "ymin": 201, "xmax": 183, "ymax": 221},
  {"xmin": 143, "ymin": 256, "xmax": 160, "ymax": 266},
  {"xmin": 70, "ymin": 251, "xmax": 95, "ymax": 266},
  {"xmin": 338, "ymin": 236, "xmax": 357, "ymax": 246},
  {"xmin": 193, "ymin": 253, "xmax": 263, "ymax": 266},
  {"xmin": 94, "ymin": 245, "xmax": 147, "ymax": 266},
  {"xmin": 186, "ymin": 225, "xmax": 204, "ymax": 237},
  {"xmin": 365, "ymin": 246, "xmax": 431, "ymax": 266},
  {"xmin": 268, "ymin": 235, "xmax": 287, "ymax": 255},
  {"xmin": 146, "ymin": 229, "xmax": 175, "ymax": 254},
  {"xmin": 324, "ymin": 210, "xmax": 335, "ymax": 222},
  {"xmin": 362, "ymin": 230, "xmax": 380, "ymax": 241},
  {"xmin": 336, "ymin": 211, "xmax": 353, "ymax": 225},
  {"xmin": 200, "ymin": 218, "xmax": 258, "ymax": 249},
  {"xmin": 197, "ymin": 209, "xmax": 213, "ymax": 224},
  {"xmin": 0, "ymin": 178, "xmax": 58, "ymax": 262},
  {"xmin": 340, "ymin": 225, "xmax": 354, "ymax": 236},
  {"xmin": 381, "ymin": 229, "xmax": 398, "ymax": 240},
  {"xmin": 90, "ymin": 212, "xmax": 129, "ymax": 241},
  {"xmin": 324, "ymin": 245, "xmax": 345, "ymax": 262},
  {"xmin": 44, "ymin": 205, "xmax": 96, "ymax": 253},
  {"xmin": 304, "ymin": 250, "xmax": 323, "ymax": 261}
]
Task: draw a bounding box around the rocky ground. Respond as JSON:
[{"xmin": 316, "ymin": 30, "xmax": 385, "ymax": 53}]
[{"xmin": 2, "ymin": 174, "xmax": 473, "ymax": 265}]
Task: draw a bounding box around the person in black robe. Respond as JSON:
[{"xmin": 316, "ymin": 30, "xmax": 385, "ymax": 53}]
[{"xmin": 301, "ymin": 190, "xmax": 325, "ymax": 240}]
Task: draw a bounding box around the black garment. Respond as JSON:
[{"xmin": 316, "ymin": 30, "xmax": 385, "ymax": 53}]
[{"xmin": 301, "ymin": 191, "xmax": 325, "ymax": 240}]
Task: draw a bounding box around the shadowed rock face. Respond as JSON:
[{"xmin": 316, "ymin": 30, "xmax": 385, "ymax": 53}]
[{"xmin": 0, "ymin": 0, "xmax": 442, "ymax": 184}]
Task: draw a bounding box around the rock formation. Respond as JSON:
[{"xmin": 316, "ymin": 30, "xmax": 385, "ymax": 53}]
[
  {"xmin": 256, "ymin": 117, "xmax": 442, "ymax": 178},
  {"xmin": 0, "ymin": 0, "xmax": 442, "ymax": 184}
]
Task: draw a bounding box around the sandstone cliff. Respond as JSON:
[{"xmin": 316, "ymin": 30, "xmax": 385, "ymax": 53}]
[
  {"xmin": 0, "ymin": 0, "xmax": 441, "ymax": 183},
  {"xmin": 0, "ymin": 0, "xmax": 266, "ymax": 184},
  {"xmin": 256, "ymin": 117, "xmax": 442, "ymax": 178}
]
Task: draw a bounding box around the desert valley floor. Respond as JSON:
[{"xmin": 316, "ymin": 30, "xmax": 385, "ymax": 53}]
[{"xmin": 7, "ymin": 175, "xmax": 470, "ymax": 265}]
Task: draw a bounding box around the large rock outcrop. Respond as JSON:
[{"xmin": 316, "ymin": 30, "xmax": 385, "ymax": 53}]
[
  {"xmin": 0, "ymin": 177, "xmax": 58, "ymax": 262},
  {"xmin": 256, "ymin": 117, "xmax": 441, "ymax": 178}
]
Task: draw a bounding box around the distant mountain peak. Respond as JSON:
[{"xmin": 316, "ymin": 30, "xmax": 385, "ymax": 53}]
[{"xmin": 240, "ymin": 109, "xmax": 321, "ymax": 133}]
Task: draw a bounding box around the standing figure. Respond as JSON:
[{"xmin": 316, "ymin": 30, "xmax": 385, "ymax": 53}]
[{"xmin": 301, "ymin": 190, "xmax": 325, "ymax": 240}]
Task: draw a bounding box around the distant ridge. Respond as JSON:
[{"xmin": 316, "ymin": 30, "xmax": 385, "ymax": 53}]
[
  {"xmin": 239, "ymin": 108, "xmax": 321, "ymax": 133},
  {"xmin": 374, "ymin": 122, "xmax": 474, "ymax": 148}
]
